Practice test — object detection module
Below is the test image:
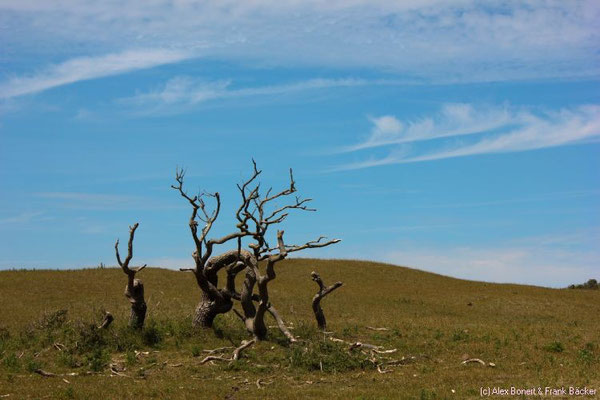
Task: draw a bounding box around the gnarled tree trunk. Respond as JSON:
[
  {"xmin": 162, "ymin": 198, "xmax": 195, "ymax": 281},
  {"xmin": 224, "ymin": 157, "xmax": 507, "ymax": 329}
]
[
  {"xmin": 186, "ymin": 249, "xmax": 256, "ymax": 329},
  {"xmin": 192, "ymin": 292, "xmax": 232, "ymax": 328},
  {"xmin": 125, "ymin": 278, "xmax": 147, "ymax": 329},
  {"xmin": 311, "ymin": 271, "xmax": 343, "ymax": 331},
  {"xmin": 115, "ymin": 223, "xmax": 147, "ymax": 329}
]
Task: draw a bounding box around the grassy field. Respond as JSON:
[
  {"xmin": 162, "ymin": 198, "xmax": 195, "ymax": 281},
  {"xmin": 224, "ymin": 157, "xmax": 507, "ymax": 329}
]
[{"xmin": 0, "ymin": 259, "xmax": 598, "ymax": 399}]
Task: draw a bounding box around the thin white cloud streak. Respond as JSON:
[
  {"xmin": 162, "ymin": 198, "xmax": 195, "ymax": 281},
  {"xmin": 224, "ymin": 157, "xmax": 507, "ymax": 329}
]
[
  {"xmin": 120, "ymin": 76, "xmax": 395, "ymax": 108},
  {"xmin": 1, "ymin": 1, "xmax": 598, "ymax": 85},
  {"xmin": 0, "ymin": 211, "xmax": 44, "ymax": 225},
  {"xmin": 342, "ymin": 104, "xmax": 515, "ymax": 152},
  {"xmin": 0, "ymin": 49, "xmax": 191, "ymax": 99},
  {"xmin": 335, "ymin": 104, "xmax": 600, "ymax": 170}
]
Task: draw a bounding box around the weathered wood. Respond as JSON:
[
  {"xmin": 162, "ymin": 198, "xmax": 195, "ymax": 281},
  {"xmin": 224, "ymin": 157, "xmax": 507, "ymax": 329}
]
[
  {"xmin": 311, "ymin": 271, "xmax": 343, "ymax": 331},
  {"xmin": 115, "ymin": 223, "xmax": 147, "ymax": 329},
  {"xmin": 174, "ymin": 163, "xmax": 340, "ymax": 339},
  {"xmin": 98, "ymin": 312, "xmax": 114, "ymax": 329}
]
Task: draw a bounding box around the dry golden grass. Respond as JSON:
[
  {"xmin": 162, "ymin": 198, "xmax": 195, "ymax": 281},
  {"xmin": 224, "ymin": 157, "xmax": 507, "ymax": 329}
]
[{"xmin": 1, "ymin": 259, "xmax": 599, "ymax": 399}]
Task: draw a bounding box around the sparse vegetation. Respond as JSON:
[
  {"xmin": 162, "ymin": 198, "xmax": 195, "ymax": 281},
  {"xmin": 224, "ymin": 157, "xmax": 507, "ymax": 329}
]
[{"xmin": 1, "ymin": 260, "xmax": 599, "ymax": 399}]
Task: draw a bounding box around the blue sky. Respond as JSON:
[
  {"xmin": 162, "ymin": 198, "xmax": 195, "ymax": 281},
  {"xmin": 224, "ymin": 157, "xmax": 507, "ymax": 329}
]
[{"xmin": 0, "ymin": 1, "xmax": 599, "ymax": 287}]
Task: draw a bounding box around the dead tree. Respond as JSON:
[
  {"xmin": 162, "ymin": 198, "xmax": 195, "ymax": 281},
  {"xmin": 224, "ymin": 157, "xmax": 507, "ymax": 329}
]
[
  {"xmin": 172, "ymin": 170, "xmax": 255, "ymax": 328},
  {"xmin": 233, "ymin": 163, "xmax": 341, "ymax": 341},
  {"xmin": 311, "ymin": 271, "xmax": 343, "ymax": 331},
  {"xmin": 173, "ymin": 162, "xmax": 340, "ymax": 341},
  {"xmin": 115, "ymin": 223, "xmax": 147, "ymax": 329}
]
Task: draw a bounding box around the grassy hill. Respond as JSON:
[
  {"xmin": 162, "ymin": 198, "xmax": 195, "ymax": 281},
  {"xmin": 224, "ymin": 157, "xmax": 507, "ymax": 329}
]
[{"xmin": 1, "ymin": 259, "xmax": 598, "ymax": 399}]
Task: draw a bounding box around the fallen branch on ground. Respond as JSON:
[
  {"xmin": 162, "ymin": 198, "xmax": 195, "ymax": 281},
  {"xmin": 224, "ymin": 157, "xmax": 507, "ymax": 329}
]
[
  {"xmin": 201, "ymin": 339, "xmax": 257, "ymax": 364},
  {"xmin": 256, "ymin": 378, "xmax": 273, "ymax": 389},
  {"xmin": 34, "ymin": 369, "xmax": 57, "ymax": 377},
  {"xmin": 461, "ymin": 358, "xmax": 495, "ymax": 367},
  {"xmin": 366, "ymin": 326, "xmax": 389, "ymax": 331}
]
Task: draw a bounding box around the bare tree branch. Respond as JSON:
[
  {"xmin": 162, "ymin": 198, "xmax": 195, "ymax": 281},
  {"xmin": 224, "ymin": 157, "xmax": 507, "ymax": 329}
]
[{"xmin": 311, "ymin": 271, "xmax": 343, "ymax": 331}]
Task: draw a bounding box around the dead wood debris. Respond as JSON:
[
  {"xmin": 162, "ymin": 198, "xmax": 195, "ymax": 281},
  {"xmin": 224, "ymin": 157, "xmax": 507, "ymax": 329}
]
[
  {"xmin": 34, "ymin": 369, "xmax": 57, "ymax": 377},
  {"xmin": 97, "ymin": 312, "xmax": 114, "ymax": 329},
  {"xmin": 328, "ymin": 336, "xmax": 420, "ymax": 374},
  {"xmin": 256, "ymin": 378, "xmax": 273, "ymax": 389},
  {"xmin": 366, "ymin": 326, "xmax": 389, "ymax": 331},
  {"xmin": 461, "ymin": 358, "xmax": 496, "ymax": 367},
  {"xmin": 201, "ymin": 339, "xmax": 256, "ymax": 364},
  {"xmin": 109, "ymin": 366, "xmax": 132, "ymax": 378}
]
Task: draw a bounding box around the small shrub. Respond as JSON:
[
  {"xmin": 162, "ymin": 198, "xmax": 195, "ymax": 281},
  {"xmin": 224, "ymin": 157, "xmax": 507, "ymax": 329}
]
[
  {"xmin": 75, "ymin": 322, "xmax": 106, "ymax": 352},
  {"xmin": 142, "ymin": 321, "xmax": 163, "ymax": 347},
  {"xmin": 578, "ymin": 343, "xmax": 596, "ymax": 364},
  {"xmin": 85, "ymin": 348, "xmax": 110, "ymax": 372},
  {"xmin": 288, "ymin": 339, "xmax": 372, "ymax": 372},
  {"xmin": 341, "ymin": 325, "xmax": 359, "ymax": 337},
  {"xmin": 126, "ymin": 350, "xmax": 138, "ymax": 366},
  {"xmin": 451, "ymin": 330, "xmax": 469, "ymax": 342},
  {"xmin": 191, "ymin": 345, "xmax": 201, "ymax": 357},
  {"xmin": 24, "ymin": 356, "xmax": 42, "ymax": 373},
  {"xmin": 292, "ymin": 321, "xmax": 319, "ymax": 340},
  {"xmin": 2, "ymin": 353, "xmax": 20, "ymax": 372},
  {"xmin": 58, "ymin": 351, "xmax": 80, "ymax": 368},
  {"xmin": 545, "ymin": 341, "xmax": 564, "ymax": 353},
  {"xmin": 35, "ymin": 309, "xmax": 68, "ymax": 330},
  {"xmin": 111, "ymin": 325, "xmax": 143, "ymax": 352}
]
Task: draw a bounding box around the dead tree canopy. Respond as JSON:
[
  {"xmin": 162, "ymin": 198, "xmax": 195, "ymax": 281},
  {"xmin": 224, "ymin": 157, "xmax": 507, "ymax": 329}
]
[
  {"xmin": 173, "ymin": 161, "xmax": 340, "ymax": 340},
  {"xmin": 311, "ymin": 271, "xmax": 343, "ymax": 331},
  {"xmin": 172, "ymin": 170, "xmax": 253, "ymax": 328},
  {"xmin": 115, "ymin": 222, "xmax": 147, "ymax": 329},
  {"xmin": 233, "ymin": 162, "xmax": 340, "ymax": 341}
]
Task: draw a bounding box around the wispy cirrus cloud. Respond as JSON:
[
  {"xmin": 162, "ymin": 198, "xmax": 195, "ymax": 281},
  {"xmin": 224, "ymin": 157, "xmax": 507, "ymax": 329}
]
[
  {"xmin": 334, "ymin": 104, "xmax": 600, "ymax": 170},
  {"xmin": 2, "ymin": 1, "xmax": 598, "ymax": 91},
  {"xmin": 119, "ymin": 76, "xmax": 391, "ymax": 110},
  {"xmin": 0, "ymin": 49, "xmax": 191, "ymax": 99},
  {"xmin": 0, "ymin": 211, "xmax": 45, "ymax": 225},
  {"xmin": 339, "ymin": 104, "xmax": 514, "ymax": 153}
]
